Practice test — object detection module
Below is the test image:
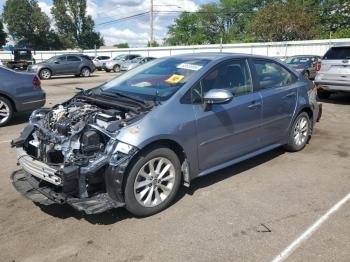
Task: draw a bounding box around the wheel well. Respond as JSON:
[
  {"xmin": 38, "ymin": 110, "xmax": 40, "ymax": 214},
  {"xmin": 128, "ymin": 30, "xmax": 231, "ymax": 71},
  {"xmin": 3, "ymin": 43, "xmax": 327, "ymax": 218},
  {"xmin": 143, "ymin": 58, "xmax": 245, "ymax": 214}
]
[
  {"xmin": 299, "ymin": 107, "xmax": 313, "ymax": 121},
  {"xmin": 40, "ymin": 68, "xmax": 51, "ymax": 74},
  {"xmin": 81, "ymin": 66, "xmax": 90, "ymax": 71},
  {"xmin": 139, "ymin": 139, "xmax": 187, "ymax": 164},
  {"xmin": 0, "ymin": 94, "xmax": 16, "ymax": 112}
]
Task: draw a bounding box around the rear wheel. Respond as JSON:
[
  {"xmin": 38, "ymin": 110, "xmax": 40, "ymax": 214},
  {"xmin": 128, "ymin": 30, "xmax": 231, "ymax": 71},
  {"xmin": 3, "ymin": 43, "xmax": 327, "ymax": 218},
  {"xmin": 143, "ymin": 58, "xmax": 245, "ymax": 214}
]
[
  {"xmin": 39, "ymin": 68, "xmax": 51, "ymax": 80},
  {"xmin": 317, "ymin": 90, "xmax": 331, "ymax": 99},
  {"xmin": 284, "ymin": 112, "xmax": 311, "ymax": 152},
  {"xmin": 0, "ymin": 97, "xmax": 14, "ymax": 127},
  {"xmin": 81, "ymin": 67, "xmax": 91, "ymax": 77},
  {"xmin": 113, "ymin": 65, "xmax": 120, "ymax": 73},
  {"xmin": 124, "ymin": 147, "xmax": 181, "ymax": 217}
]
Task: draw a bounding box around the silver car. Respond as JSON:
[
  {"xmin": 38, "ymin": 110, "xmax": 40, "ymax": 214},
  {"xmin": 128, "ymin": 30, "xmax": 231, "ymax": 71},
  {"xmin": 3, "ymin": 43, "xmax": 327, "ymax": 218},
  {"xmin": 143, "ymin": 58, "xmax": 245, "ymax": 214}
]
[
  {"xmin": 121, "ymin": 57, "xmax": 156, "ymax": 71},
  {"xmin": 315, "ymin": 43, "xmax": 350, "ymax": 99},
  {"xmin": 92, "ymin": 56, "xmax": 111, "ymax": 71},
  {"xmin": 103, "ymin": 54, "xmax": 140, "ymax": 73}
]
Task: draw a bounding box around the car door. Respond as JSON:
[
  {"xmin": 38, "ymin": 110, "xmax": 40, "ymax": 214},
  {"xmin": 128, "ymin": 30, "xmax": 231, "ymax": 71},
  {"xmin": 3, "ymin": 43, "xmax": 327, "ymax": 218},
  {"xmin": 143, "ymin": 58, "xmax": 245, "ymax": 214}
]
[
  {"xmin": 66, "ymin": 55, "xmax": 82, "ymax": 74},
  {"xmin": 192, "ymin": 59, "xmax": 263, "ymax": 172},
  {"xmin": 251, "ymin": 59, "xmax": 298, "ymax": 147},
  {"xmin": 51, "ymin": 55, "xmax": 67, "ymax": 74}
]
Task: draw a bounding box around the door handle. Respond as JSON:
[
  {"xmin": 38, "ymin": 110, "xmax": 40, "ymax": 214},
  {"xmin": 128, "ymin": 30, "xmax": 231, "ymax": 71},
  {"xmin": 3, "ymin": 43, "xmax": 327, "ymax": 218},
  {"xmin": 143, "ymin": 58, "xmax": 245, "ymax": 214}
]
[
  {"xmin": 283, "ymin": 92, "xmax": 296, "ymax": 99},
  {"xmin": 248, "ymin": 101, "xmax": 262, "ymax": 110}
]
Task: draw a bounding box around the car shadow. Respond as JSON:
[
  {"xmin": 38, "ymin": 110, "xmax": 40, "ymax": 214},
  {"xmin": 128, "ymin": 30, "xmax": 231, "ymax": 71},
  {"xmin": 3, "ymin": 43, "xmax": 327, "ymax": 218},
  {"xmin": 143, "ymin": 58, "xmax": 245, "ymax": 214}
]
[
  {"xmin": 38, "ymin": 148, "xmax": 285, "ymax": 224},
  {"xmin": 6, "ymin": 112, "xmax": 31, "ymax": 126},
  {"xmin": 318, "ymin": 92, "xmax": 350, "ymax": 105}
]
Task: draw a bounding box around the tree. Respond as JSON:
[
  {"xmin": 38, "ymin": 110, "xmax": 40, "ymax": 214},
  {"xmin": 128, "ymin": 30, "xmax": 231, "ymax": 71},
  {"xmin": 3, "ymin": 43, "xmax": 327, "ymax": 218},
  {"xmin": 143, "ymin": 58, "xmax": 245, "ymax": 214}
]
[
  {"xmin": 3, "ymin": 0, "xmax": 61, "ymax": 50},
  {"xmin": 249, "ymin": 0, "xmax": 319, "ymax": 42},
  {"xmin": 0, "ymin": 19, "xmax": 7, "ymax": 47},
  {"xmin": 147, "ymin": 40, "xmax": 159, "ymax": 47},
  {"xmin": 52, "ymin": 0, "xmax": 104, "ymax": 49},
  {"xmin": 114, "ymin": 43, "xmax": 129, "ymax": 48}
]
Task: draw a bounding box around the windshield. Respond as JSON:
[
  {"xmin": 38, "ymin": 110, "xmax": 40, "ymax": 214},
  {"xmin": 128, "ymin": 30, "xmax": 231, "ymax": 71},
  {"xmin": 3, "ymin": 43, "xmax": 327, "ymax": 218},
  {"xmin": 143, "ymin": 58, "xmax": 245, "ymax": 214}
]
[
  {"xmin": 100, "ymin": 57, "xmax": 210, "ymax": 101},
  {"xmin": 131, "ymin": 57, "xmax": 143, "ymax": 63},
  {"xmin": 285, "ymin": 57, "xmax": 312, "ymax": 65},
  {"xmin": 113, "ymin": 55, "xmax": 126, "ymax": 61}
]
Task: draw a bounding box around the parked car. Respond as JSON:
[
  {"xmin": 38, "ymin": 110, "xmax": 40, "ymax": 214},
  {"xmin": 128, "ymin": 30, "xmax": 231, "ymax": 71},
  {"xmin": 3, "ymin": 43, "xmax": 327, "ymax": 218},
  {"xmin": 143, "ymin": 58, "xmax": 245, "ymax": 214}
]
[
  {"xmin": 0, "ymin": 66, "xmax": 45, "ymax": 126},
  {"xmin": 121, "ymin": 57, "xmax": 156, "ymax": 71},
  {"xmin": 315, "ymin": 44, "xmax": 350, "ymax": 99},
  {"xmin": 27, "ymin": 54, "xmax": 96, "ymax": 80},
  {"xmin": 92, "ymin": 56, "xmax": 111, "ymax": 71},
  {"xmin": 285, "ymin": 55, "xmax": 320, "ymax": 79},
  {"xmin": 11, "ymin": 53, "xmax": 321, "ymax": 217},
  {"xmin": 103, "ymin": 54, "xmax": 140, "ymax": 72}
]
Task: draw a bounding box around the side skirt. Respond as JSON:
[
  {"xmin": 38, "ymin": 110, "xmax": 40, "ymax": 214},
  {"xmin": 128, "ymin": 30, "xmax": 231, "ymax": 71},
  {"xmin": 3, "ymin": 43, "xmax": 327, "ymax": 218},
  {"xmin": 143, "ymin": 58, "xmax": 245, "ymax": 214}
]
[{"xmin": 197, "ymin": 143, "xmax": 282, "ymax": 178}]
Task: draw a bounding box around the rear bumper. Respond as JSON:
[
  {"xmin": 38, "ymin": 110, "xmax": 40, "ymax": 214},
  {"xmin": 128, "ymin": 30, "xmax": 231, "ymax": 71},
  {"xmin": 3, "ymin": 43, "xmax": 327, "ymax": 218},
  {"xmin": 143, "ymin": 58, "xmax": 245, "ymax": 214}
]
[{"xmin": 315, "ymin": 81, "xmax": 350, "ymax": 92}]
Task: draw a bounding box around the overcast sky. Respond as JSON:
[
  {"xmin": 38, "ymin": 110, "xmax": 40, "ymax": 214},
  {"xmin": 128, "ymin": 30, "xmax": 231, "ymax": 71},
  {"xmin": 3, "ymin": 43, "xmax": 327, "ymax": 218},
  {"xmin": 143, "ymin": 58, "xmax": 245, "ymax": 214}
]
[{"xmin": 0, "ymin": 0, "xmax": 216, "ymax": 47}]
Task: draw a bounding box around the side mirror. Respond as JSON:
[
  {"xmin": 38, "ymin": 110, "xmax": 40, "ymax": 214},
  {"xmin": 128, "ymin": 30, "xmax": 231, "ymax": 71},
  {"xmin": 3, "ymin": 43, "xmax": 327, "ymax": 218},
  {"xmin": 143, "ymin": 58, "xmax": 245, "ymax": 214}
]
[
  {"xmin": 203, "ymin": 89, "xmax": 233, "ymax": 110},
  {"xmin": 54, "ymin": 60, "xmax": 60, "ymax": 64}
]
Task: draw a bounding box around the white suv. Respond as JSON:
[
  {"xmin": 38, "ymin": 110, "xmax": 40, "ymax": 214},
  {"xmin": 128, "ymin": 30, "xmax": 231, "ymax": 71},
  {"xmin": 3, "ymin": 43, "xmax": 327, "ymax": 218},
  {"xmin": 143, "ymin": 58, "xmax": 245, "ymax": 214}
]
[{"xmin": 315, "ymin": 44, "xmax": 350, "ymax": 99}]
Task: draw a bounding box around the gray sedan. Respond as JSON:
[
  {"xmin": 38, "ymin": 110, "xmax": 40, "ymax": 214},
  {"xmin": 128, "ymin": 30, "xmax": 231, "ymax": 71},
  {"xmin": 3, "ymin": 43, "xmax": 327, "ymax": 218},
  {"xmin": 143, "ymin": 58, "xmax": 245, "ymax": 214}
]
[
  {"xmin": 28, "ymin": 54, "xmax": 96, "ymax": 80},
  {"xmin": 0, "ymin": 66, "xmax": 45, "ymax": 126},
  {"xmin": 285, "ymin": 55, "xmax": 320, "ymax": 79}
]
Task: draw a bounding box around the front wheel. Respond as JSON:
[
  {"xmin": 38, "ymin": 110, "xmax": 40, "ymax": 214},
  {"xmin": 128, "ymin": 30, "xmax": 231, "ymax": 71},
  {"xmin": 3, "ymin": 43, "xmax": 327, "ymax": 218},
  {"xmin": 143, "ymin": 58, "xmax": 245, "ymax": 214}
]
[
  {"xmin": 0, "ymin": 96, "xmax": 14, "ymax": 127},
  {"xmin": 124, "ymin": 147, "xmax": 181, "ymax": 217},
  {"xmin": 284, "ymin": 112, "xmax": 311, "ymax": 152}
]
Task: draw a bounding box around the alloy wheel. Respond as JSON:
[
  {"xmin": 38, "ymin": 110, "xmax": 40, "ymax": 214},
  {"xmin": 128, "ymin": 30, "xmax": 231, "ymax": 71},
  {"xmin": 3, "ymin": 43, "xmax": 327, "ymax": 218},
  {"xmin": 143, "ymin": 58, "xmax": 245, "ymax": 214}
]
[
  {"xmin": 293, "ymin": 116, "xmax": 309, "ymax": 146},
  {"xmin": 81, "ymin": 68, "xmax": 90, "ymax": 77},
  {"xmin": 40, "ymin": 69, "xmax": 51, "ymax": 79},
  {"xmin": 134, "ymin": 157, "xmax": 176, "ymax": 208},
  {"xmin": 0, "ymin": 100, "xmax": 10, "ymax": 124}
]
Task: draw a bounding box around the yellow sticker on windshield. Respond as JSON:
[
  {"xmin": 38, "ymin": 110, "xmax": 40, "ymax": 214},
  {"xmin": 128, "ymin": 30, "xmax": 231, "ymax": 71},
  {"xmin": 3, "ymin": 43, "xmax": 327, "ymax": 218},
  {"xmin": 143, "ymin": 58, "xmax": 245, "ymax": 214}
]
[{"xmin": 165, "ymin": 74, "xmax": 185, "ymax": 84}]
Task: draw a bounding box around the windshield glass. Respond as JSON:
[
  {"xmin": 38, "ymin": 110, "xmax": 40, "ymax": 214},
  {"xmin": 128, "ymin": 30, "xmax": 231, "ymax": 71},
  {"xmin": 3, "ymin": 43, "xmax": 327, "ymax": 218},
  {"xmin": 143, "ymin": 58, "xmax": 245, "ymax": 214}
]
[
  {"xmin": 285, "ymin": 57, "xmax": 311, "ymax": 64},
  {"xmin": 100, "ymin": 57, "xmax": 210, "ymax": 101},
  {"xmin": 131, "ymin": 57, "xmax": 143, "ymax": 63},
  {"xmin": 113, "ymin": 55, "xmax": 126, "ymax": 61}
]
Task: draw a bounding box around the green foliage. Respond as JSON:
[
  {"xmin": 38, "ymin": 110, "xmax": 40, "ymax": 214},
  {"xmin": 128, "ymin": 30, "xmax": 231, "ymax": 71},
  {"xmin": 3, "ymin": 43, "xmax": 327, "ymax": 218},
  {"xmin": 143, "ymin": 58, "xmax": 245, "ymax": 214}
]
[
  {"xmin": 3, "ymin": 0, "xmax": 62, "ymax": 50},
  {"xmin": 52, "ymin": 0, "xmax": 104, "ymax": 49},
  {"xmin": 147, "ymin": 40, "xmax": 159, "ymax": 47},
  {"xmin": 0, "ymin": 19, "xmax": 7, "ymax": 47},
  {"xmin": 250, "ymin": 0, "xmax": 319, "ymax": 41},
  {"xmin": 164, "ymin": 0, "xmax": 350, "ymax": 45},
  {"xmin": 114, "ymin": 43, "xmax": 130, "ymax": 48}
]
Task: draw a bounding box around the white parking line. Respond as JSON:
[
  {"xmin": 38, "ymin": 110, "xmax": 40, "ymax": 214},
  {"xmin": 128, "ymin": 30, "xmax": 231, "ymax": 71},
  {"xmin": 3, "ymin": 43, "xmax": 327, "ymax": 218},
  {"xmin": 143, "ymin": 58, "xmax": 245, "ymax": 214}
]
[{"xmin": 272, "ymin": 193, "xmax": 350, "ymax": 262}]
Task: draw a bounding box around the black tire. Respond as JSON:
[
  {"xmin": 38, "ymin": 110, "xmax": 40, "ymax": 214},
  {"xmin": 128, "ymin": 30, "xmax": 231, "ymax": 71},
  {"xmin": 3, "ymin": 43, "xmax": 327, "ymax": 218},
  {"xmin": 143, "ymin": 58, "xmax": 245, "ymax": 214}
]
[
  {"xmin": 284, "ymin": 112, "xmax": 312, "ymax": 152},
  {"xmin": 81, "ymin": 67, "xmax": 91, "ymax": 77},
  {"xmin": 105, "ymin": 69, "xmax": 111, "ymax": 73},
  {"xmin": 124, "ymin": 147, "xmax": 182, "ymax": 217},
  {"xmin": 113, "ymin": 65, "xmax": 120, "ymax": 73},
  {"xmin": 0, "ymin": 96, "xmax": 14, "ymax": 127},
  {"xmin": 39, "ymin": 68, "xmax": 51, "ymax": 80},
  {"xmin": 317, "ymin": 90, "xmax": 331, "ymax": 99}
]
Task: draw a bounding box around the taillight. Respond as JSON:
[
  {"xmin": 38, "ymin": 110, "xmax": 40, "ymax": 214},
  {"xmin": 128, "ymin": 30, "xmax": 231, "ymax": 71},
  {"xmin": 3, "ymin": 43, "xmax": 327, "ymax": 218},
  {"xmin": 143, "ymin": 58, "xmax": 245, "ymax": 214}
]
[
  {"xmin": 316, "ymin": 61, "xmax": 321, "ymax": 71},
  {"xmin": 32, "ymin": 76, "xmax": 41, "ymax": 87}
]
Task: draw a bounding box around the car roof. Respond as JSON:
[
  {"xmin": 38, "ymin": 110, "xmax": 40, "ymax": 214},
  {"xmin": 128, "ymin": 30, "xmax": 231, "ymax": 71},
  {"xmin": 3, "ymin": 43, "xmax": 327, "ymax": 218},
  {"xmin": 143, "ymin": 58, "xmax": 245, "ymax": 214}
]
[
  {"xmin": 166, "ymin": 52, "xmax": 279, "ymax": 61},
  {"xmin": 333, "ymin": 42, "xmax": 350, "ymax": 47}
]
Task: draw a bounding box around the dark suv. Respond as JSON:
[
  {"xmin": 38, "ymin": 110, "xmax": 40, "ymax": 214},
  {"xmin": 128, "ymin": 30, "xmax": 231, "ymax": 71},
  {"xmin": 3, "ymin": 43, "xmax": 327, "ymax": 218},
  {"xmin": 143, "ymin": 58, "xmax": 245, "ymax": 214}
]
[{"xmin": 27, "ymin": 54, "xmax": 96, "ymax": 80}]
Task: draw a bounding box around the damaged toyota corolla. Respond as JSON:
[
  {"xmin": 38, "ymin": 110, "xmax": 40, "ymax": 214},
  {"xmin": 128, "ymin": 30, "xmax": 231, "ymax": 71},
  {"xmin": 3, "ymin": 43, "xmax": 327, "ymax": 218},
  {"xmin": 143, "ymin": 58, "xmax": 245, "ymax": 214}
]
[{"xmin": 11, "ymin": 53, "xmax": 321, "ymax": 217}]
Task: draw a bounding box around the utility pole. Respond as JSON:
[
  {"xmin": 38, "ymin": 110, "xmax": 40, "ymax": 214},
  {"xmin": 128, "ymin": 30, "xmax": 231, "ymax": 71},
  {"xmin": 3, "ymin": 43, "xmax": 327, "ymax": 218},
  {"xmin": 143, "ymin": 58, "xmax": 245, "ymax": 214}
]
[{"xmin": 150, "ymin": 0, "xmax": 154, "ymax": 44}]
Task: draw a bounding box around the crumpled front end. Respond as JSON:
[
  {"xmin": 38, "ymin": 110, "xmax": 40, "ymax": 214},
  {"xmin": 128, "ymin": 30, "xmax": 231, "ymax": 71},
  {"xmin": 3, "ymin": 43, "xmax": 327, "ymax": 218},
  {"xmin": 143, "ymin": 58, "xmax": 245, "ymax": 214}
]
[{"xmin": 11, "ymin": 97, "xmax": 143, "ymax": 214}]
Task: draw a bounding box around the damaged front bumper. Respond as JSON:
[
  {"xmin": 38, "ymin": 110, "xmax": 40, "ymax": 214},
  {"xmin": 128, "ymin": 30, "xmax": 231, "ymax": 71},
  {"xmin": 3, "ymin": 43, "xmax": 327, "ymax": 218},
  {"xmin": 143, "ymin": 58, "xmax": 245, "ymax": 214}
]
[{"xmin": 12, "ymin": 146, "xmax": 138, "ymax": 214}]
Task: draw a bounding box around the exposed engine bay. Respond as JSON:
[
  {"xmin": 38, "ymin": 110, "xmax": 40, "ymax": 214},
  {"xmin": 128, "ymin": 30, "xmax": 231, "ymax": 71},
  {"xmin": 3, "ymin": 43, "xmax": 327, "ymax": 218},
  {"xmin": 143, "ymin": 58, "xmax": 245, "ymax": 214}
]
[{"xmin": 11, "ymin": 92, "xmax": 151, "ymax": 214}]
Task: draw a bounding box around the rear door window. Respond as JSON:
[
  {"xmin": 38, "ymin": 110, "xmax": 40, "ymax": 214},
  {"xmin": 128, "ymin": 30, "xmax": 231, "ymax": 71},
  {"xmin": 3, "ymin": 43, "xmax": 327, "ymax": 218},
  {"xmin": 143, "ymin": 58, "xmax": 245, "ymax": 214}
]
[
  {"xmin": 67, "ymin": 56, "xmax": 81, "ymax": 62},
  {"xmin": 323, "ymin": 47, "xmax": 350, "ymax": 60},
  {"xmin": 253, "ymin": 60, "xmax": 297, "ymax": 89}
]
